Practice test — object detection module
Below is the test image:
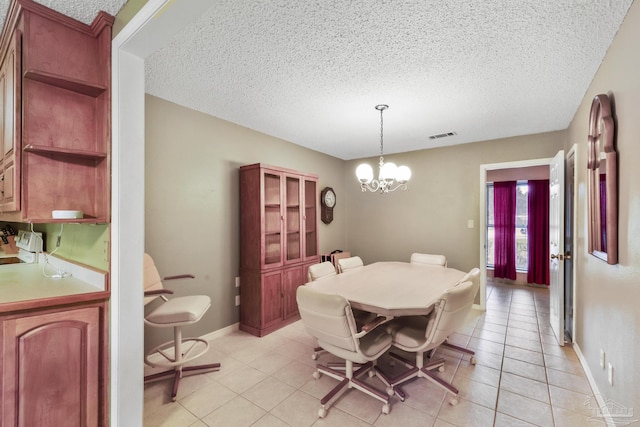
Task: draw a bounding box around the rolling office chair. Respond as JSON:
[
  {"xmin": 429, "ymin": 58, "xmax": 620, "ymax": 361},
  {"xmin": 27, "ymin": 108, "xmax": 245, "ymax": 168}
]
[
  {"xmin": 307, "ymin": 261, "xmax": 339, "ymax": 360},
  {"xmin": 337, "ymin": 255, "xmax": 364, "ymax": 273},
  {"xmin": 306, "ymin": 260, "xmax": 375, "ymax": 360},
  {"xmin": 385, "ymin": 279, "xmax": 479, "ymax": 405},
  {"xmin": 438, "ymin": 267, "xmax": 481, "ymax": 362},
  {"xmin": 410, "ymin": 252, "xmax": 448, "ymax": 267},
  {"xmin": 143, "ymin": 253, "xmax": 220, "ymax": 401},
  {"xmin": 297, "ymin": 286, "xmax": 394, "ymax": 418},
  {"xmin": 307, "ymin": 261, "xmax": 337, "ymax": 281}
]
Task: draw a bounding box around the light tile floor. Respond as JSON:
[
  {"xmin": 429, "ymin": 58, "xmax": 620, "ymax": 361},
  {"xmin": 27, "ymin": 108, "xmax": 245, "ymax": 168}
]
[{"xmin": 144, "ymin": 280, "xmax": 597, "ymax": 426}]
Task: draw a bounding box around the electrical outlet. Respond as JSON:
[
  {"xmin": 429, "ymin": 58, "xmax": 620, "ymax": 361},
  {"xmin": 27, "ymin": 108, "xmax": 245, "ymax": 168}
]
[
  {"xmin": 600, "ymin": 349, "xmax": 605, "ymax": 368},
  {"xmin": 235, "ymin": 295, "xmax": 240, "ymax": 306},
  {"xmin": 608, "ymin": 363, "xmax": 614, "ymax": 385},
  {"xmin": 235, "ymin": 277, "xmax": 240, "ymax": 288}
]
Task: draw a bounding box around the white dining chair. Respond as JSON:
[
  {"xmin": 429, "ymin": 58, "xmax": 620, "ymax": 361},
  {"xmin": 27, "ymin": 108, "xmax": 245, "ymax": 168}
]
[{"xmin": 410, "ymin": 252, "xmax": 447, "ymax": 267}]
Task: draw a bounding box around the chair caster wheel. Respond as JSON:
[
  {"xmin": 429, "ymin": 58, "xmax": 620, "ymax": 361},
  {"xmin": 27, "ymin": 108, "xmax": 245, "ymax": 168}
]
[
  {"xmin": 470, "ymin": 356, "xmax": 476, "ymax": 365},
  {"xmin": 438, "ymin": 365, "xmax": 445, "ymax": 372},
  {"xmin": 450, "ymin": 398, "xmax": 458, "ymax": 406},
  {"xmin": 318, "ymin": 408, "xmax": 327, "ymax": 418},
  {"xmin": 382, "ymin": 403, "xmax": 390, "ymax": 414},
  {"xmin": 386, "ymin": 387, "xmax": 395, "ymax": 396},
  {"xmin": 312, "ymin": 371, "xmax": 321, "ymax": 380},
  {"xmin": 311, "ymin": 353, "xmax": 317, "ymax": 360},
  {"xmin": 368, "ymin": 370, "xmax": 375, "ymax": 378}
]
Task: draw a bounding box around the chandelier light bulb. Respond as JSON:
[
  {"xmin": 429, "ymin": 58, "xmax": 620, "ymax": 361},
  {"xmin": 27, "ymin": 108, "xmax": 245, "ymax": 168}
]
[
  {"xmin": 356, "ymin": 163, "xmax": 374, "ymax": 184},
  {"xmin": 379, "ymin": 162, "xmax": 397, "ymax": 181},
  {"xmin": 395, "ymin": 165, "xmax": 412, "ymax": 183}
]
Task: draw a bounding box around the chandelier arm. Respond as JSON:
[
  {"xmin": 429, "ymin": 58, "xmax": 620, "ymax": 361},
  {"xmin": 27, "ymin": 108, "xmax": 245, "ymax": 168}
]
[{"xmin": 360, "ymin": 181, "xmax": 381, "ymax": 192}]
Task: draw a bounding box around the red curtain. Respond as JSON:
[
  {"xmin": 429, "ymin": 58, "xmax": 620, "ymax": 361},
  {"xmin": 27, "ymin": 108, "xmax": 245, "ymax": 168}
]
[
  {"xmin": 494, "ymin": 181, "xmax": 516, "ymax": 280},
  {"xmin": 527, "ymin": 180, "xmax": 550, "ymax": 285}
]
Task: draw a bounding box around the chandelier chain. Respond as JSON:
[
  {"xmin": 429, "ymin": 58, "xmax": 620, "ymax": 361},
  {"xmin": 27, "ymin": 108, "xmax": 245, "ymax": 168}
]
[{"xmin": 379, "ymin": 107, "xmax": 384, "ymax": 156}]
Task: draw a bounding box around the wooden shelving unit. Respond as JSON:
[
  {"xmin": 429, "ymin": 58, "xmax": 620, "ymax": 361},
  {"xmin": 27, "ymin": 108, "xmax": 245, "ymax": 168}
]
[{"xmin": 0, "ymin": 0, "xmax": 113, "ymax": 224}]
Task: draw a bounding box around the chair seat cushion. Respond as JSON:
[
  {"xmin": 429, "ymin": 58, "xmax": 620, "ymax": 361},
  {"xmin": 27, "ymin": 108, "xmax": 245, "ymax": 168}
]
[
  {"xmin": 387, "ymin": 315, "xmax": 430, "ymax": 349},
  {"xmin": 146, "ymin": 295, "xmax": 211, "ymax": 325}
]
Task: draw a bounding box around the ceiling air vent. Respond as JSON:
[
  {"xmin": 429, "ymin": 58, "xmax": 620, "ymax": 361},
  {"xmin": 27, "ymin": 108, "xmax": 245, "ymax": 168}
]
[{"xmin": 428, "ymin": 131, "xmax": 457, "ymax": 140}]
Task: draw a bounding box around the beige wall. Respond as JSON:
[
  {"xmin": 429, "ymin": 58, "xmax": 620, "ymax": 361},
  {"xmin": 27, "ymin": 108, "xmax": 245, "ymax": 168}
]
[
  {"xmin": 344, "ymin": 132, "xmax": 564, "ymax": 272},
  {"xmin": 566, "ymin": 0, "xmax": 640, "ymax": 413},
  {"xmin": 144, "ymin": 95, "xmax": 346, "ymax": 350}
]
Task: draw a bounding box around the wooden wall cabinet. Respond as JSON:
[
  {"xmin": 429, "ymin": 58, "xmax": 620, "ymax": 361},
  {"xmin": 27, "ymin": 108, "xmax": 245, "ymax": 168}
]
[
  {"xmin": 1, "ymin": 302, "xmax": 107, "ymax": 426},
  {"xmin": 239, "ymin": 163, "xmax": 319, "ymax": 336},
  {"xmin": 0, "ymin": 0, "xmax": 113, "ymax": 223}
]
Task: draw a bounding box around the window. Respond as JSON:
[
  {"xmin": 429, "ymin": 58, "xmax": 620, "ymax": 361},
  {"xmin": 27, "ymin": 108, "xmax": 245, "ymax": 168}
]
[{"xmin": 486, "ymin": 181, "xmax": 529, "ymax": 271}]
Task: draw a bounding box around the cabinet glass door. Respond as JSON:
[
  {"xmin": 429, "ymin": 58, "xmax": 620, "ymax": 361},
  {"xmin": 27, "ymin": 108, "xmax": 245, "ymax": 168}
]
[
  {"xmin": 285, "ymin": 175, "xmax": 302, "ymax": 263},
  {"xmin": 263, "ymin": 172, "xmax": 282, "ymax": 266},
  {"xmin": 304, "ymin": 179, "xmax": 318, "ymax": 259}
]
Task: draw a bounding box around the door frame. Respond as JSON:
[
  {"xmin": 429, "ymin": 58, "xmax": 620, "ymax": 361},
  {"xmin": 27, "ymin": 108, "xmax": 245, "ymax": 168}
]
[
  {"xmin": 566, "ymin": 144, "xmax": 578, "ymax": 343},
  {"xmin": 111, "ymin": 0, "xmax": 215, "ymax": 423},
  {"xmin": 478, "ymin": 157, "xmax": 552, "ymax": 311}
]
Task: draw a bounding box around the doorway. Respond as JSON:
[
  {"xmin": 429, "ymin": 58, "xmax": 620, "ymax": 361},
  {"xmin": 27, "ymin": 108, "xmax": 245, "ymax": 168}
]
[
  {"xmin": 479, "ymin": 153, "xmax": 576, "ymax": 343},
  {"xmin": 479, "ymin": 158, "xmax": 552, "ymax": 311}
]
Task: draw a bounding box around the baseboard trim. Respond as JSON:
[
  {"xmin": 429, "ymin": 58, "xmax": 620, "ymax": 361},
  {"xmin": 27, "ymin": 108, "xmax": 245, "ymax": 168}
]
[
  {"xmin": 573, "ymin": 343, "xmax": 616, "ymax": 427},
  {"xmin": 200, "ymin": 322, "xmax": 240, "ymax": 342}
]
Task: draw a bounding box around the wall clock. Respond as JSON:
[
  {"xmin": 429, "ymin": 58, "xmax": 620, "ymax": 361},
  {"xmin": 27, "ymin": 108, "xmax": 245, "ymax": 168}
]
[{"xmin": 320, "ymin": 187, "xmax": 336, "ymax": 224}]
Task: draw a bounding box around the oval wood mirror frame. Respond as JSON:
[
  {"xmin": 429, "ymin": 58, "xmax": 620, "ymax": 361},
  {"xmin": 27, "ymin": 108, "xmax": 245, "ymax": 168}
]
[{"xmin": 587, "ymin": 94, "xmax": 618, "ymax": 264}]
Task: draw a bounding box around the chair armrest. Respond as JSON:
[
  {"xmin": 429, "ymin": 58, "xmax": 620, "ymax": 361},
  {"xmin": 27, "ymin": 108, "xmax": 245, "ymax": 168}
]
[
  {"xmin": 164, "ymin": 274, "xmax": 195, "ymax": 281},
  {"xmin": 356, "ymin": 315, "xmax": 393, "ymax": 337},
  {"xmin": 144, "ymin": 289, "xmax": 174, "ymax": 297}
]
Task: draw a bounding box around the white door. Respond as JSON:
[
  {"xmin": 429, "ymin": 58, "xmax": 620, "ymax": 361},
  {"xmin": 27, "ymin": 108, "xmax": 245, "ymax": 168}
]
[{"xmin": 549, "ymin": 150, "xmax": 565, "ymax": 346}]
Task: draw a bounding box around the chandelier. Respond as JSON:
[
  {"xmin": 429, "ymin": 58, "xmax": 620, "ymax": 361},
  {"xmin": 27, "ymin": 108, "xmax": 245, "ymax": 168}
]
[{"xmin": 355, "ymin": 104, "xmax": 411, "ymax": 193}]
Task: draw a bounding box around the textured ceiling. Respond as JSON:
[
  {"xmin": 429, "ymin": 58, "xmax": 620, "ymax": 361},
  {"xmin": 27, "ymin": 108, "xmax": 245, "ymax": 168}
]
[
  {"xmin": 144, "ymin": 0, "xmax": 633, "ymax": 160},
  {"xmin": 0, "ymin": 1, "xmax": 634, "ymax": 160}
]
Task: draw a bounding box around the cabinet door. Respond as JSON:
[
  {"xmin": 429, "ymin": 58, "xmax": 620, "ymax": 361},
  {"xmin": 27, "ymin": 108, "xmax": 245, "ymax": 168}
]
[
  {"xmin": 261, "ymin": 270, "xmax": 283, "ymax": 329},
  {"xmin": 284, "ymin": 173, "xmax": 302, "ymax": 265},
  {"xmin": 2, "ymin": 306, "xmax": 100, "ymax": 427},
  {"xmin": 262, "ymin": 171, "xmax": 283, "ymax": 268},
  {"xmin": 0, "ymin": 29, "xmax": 20, "ymax": 212},
  {"xmin": 282, "ymin": 266, "xmax": 303, "ymax": 319},
  {"xmin": 303, "ymin": 178, "xmax": 318, "ymax": 261}
]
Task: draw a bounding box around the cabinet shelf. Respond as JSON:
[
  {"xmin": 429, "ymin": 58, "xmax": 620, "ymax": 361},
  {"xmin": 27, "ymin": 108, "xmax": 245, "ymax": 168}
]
[
  {"xmin": 24, "ymin": 69, "xmax": 106, "ymax": 97},
  {"xmin": 23, "ymin": 144, "xmax": 107, "ymax": 159}
]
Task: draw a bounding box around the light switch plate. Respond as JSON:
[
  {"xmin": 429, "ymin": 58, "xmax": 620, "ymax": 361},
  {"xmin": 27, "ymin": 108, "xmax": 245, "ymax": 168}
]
[
  {"xmin": 600, "ymin": 349, "xmax": 605, "ymax": 368},
  {"xmin": 608, "ymin": 363, "xmax": 614, "ymax": 385}
]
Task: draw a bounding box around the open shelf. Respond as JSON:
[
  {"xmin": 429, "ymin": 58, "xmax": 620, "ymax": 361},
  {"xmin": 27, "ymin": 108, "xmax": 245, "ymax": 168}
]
[
  {"xmin": 23, "ymin": 69, "xmax": 106, "ymax": 97},
  {"xmin": 23, "ymin": 144, "xmax": 107, "ymax": 159}
]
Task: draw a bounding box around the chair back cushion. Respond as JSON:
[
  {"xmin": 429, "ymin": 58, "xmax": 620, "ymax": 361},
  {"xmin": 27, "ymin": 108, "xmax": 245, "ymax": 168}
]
[
  {"xmin": 297, "ymin": 286, "xmax": 357, "ymax": 352},
  {"xmin": 410, "ymin": 253, "xmax": 447, "ymax": 267},
  {"xmin": 337, "ymin": 256, "xmax": 364, "ymax": 273},
  {"xmin": 428, "ymin": 280, "xmax": 479, "ymax": 345},
  {"xmin": 458, "ymin": 267, "xmax": 480, "ymax": 287},
  {"xmin": 144, "ymin": 253, "xmax": 165, "ymax": 305},
  {"xmin": 307, "ymin": 261, "xmax": 338, "ymax": 281}
]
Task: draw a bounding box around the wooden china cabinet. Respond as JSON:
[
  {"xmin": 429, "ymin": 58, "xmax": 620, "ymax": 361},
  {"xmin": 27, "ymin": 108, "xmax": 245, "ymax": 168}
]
[{"xmin": 239, "ymin": 163, "xmax": 319, "ymax": 336}]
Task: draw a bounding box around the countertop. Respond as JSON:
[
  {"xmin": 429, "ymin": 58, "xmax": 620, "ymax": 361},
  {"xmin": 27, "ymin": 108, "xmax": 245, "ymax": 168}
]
[{"xmin": 0, "ymin": 254, "xmax": 108, "ymax": 313}]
